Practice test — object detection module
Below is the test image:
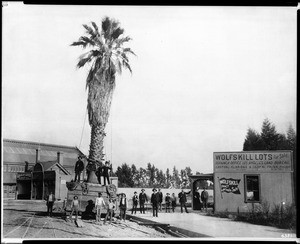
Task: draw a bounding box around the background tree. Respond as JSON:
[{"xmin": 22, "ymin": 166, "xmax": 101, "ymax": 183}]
[
  {"xmin": 165, "ymin": 168, "xmax": 171, "ymax": 188},
  {"xmin": 260, "ymin": 118, "xmax": 279, "ymax": 150},
  {"xmin": 71, "ymin": 17, "xmax": 135, "ymax": 183},
  {"xmin": 172, "ymin": 166, "xmax": 181, "ymax": 188},
  {"xmin": 137, "ymin": 167, "xmax": 148, "ymax": 187},
  {"xmin": 116, "ymin": 163, "xmax": 134, "ymax": 187},
  {"xmin": 131, "ymin": 164, "xmax": 139, "ymax": 186},
  {"xmin": 243, "ymin": 128, "xmax": 265, "ymax": 150},
  {"xmin": 242, "ymin": 119, "xmax": 297, "ymax": 199}
]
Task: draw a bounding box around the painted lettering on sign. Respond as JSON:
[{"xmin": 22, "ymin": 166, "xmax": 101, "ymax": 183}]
[
  {"xmin": 219, "ymin": 177, "xmax": 241, "ymax": 194},
  {"xmin": 214, "ymin": 151, "xmax": 292, "ymax": 172}
]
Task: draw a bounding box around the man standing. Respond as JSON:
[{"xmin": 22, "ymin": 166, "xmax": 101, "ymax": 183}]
[
  {"xmin": 151, "ymin": 188, "xmax": 159, "ymax": 217},
  {"xmin": 47, "ymin": 191, "xmax": 55, "ymax": 217},
  {"xmin": 158, "ymin": 188, "xmax": 163, "ymax": 211},
  {"xmin": 178, "ymin": 188, "xmax": 191, "ymax": 213},
  {"xmin": 95, "ymin": 192, "xmax": 106, "ymax": 224},
  {"xmin": 165, "ymin": 193, "xmax": 171, "ymax": 213},
  {"xmin": 102, "ymin": 161, "xmax": 112, "ymax": 185},
  {"xmin": 131, "ymin": 191, "xmax": 138, "ymax": 214},
  {"xmin": 139, "ymin": 189, "xmax": 148, "ymax": 214},
  {"xmin": 194, "ymin": 186, "xmax": 202, "ymax": 211},
  {"xmin": 96, "ymin": 161, "xmax": 103, "ymax": 185},
  {"xmin": 201, "ymin": 187, "xmax": 209, "ymax": 212},
  {"xmin": 74, "ymin": 155, "xmax": 84, "ymax": 182},
  {"xmin": 119, "ymin": 193, "xmax": 128, "ymax": 222}
]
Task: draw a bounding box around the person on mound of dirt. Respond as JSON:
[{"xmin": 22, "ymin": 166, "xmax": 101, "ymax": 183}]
[
  {"xmin": 102, "ymin": 161, "xmax": 112, "ymax": 185},
  {"xmin": 74, "ymin": 156, "xmax": 84, "ymax": 182},
  {"xmin": 82, "ymin": 200, "xmax": 95, "ymax": 220},
  {"xmin": 95, "ymin": 161, "xmax": 104, "ymax": 185}
]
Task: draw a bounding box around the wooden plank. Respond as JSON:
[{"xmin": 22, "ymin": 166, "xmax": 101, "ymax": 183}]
[{"xmin": 75, "ymin": 218, "xmax": 84, "ymax": 228}]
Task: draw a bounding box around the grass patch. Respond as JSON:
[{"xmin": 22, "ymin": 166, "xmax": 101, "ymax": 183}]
[{"xmin": 206, "ymin": 201, "xmax": 296, "ymax": 230}]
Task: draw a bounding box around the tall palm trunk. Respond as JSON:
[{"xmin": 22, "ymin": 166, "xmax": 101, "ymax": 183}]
[
  {"xmin": 86, "ymin": 124, "xmax": 106, "ymax": 183},
  {"xmin": 86, "ymin": 74, "xmax": 115, "ymax": 184}
]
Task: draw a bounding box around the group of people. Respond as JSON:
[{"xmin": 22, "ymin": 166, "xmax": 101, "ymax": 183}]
[
  {"xmin": 68, "ymin": 192, "xmax": 129, "ymax": 224},
  {"xmin": 151, "ymin": 188, "xmax": 193, "ymax": 216},
  {"xmin": 74, "ymin": 155, "xmax": 112, "ymax": 185},
  {"xmin": 194, "ymin": 187, "xmax": 209, "ymax": 212},
  {"xmin": 45, "ymin": 187, "xmax": 209, "ymax": 222},
  {"xmin": 130, "ymin": 188, "xmax": 195, "ymax": 217}
]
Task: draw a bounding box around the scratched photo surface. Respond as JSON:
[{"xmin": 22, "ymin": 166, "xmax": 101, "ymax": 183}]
[{"xmin": 2, "ymin": 3, "xmax": 297, "ymax": 241}]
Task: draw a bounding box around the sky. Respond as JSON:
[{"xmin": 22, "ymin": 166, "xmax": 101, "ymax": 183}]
[{"xmin": 2, "ymin": 3, "xmax": 297, "ymax": 174}]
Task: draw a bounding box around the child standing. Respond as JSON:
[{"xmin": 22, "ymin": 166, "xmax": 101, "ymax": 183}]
[
  {"xmin": 69, "ymin": 196, "xmax": 80, "ymax": 221},
  {"xmin": 104, "ymin": 198, "xmax": 115, "ymax": 224},
  {"xmin": 95, "ymin": 192, "xmax": 106, "ymax": 224}
]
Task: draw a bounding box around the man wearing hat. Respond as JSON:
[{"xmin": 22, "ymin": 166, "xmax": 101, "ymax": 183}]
[
  {"xmin": 139, "ymin": 189, "xmax": 148, "ymax": 214},
  {"xmin": 74, "ymin": 155, "xmax": 84, "ymax": 182},
  {"xmin": 151, "ymin": 188, "xmax": 159, "ymax": 217},
  {"xmin": 158, "ymin": 188, "xmax": 163, "ymax": 211},
  {"xmin": 131, "ymin": 191, "xmax": 139, "ymax": 214},
  {"xmin": 178, "ymin": 188, "xmax": 191, "ymax": 213}
]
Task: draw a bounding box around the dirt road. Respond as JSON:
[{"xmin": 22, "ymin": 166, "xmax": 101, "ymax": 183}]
[{"xmin": 2, "ymin": 199, "xmax": 172, "ymax": 239}]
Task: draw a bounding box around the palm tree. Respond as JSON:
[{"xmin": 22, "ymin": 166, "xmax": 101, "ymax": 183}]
[{"xmin": 71, "ymin": 17, "xmax": 136, "ymax": 183}]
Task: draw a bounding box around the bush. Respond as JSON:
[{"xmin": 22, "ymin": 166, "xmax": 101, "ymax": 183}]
[
  {"xmin": 235, "ymin": 201, "xmax": 296, "ymax": 230},
  {"xmin": 209, "ymin": 201, "xmax": 296, "ymax": 230}
]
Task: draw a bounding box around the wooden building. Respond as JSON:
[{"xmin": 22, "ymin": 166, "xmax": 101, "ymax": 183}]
[
  {"xmin": 3, "ymin": 139, "xmax": 84, "ymax": 199},
  {"xmin": 213, "ymin": 151, "xmax": 294, "ymax": 213}
]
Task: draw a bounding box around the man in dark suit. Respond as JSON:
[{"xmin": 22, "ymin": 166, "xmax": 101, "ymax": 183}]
[
  {"xmin": 95, "ymin": 161, "xmax": 103, "ymax": 185},
  {"xmin": 194, "ymin": 186, "xmax": 202, "ymax": 211},
  {"xmin": 158, "ymin": 188, "xmax": 163, "ymax": 211},
  {"xmin": 74, "ymin": 156, "xmax": 84, "ymax": 182},
  {"xmin": 102, "ymin": 161, "xmax": 112, "ymax": 185},
  {"xmin": 151, "ymin": 188, "xmax": 159, "ymax": 217},
  {"xmin": 178, "ymin": 188, "xmax": 191, "ymax": 213},
  {"xmin": 139, "ymin": 189, "xmax": 148, "ymax": 214}
]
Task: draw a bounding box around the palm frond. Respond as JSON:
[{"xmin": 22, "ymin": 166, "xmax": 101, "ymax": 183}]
[
  {"xmin": 91, "ymin": 21, "xmax": 99, "ymax": 34},
  {"xmin": 79, "ymin": 36, "xmax": 95, "ymax": 47},
  {"xmin": 115, "ymin": 36, "xmax": 132, "ymax": 46},
  {"xmin": 111, "ymin": 27, "xmax": 124, "ymax": 40},
  {"xmin": 122, "ymin": 60, "xmax": 132, "ymax": 73},
  {"xmin": 101, "ymin": 17, "xmax": 111, "ymax": 38},
  {"xmin": 123, "ymin": 47, "xmax": 137, "ymax": 56},
  {"xmin": 70, "ymin": 41, "xmax": 88, "ymax": 48},
  {"xmin": 83, "ymin": 24, "xmax": 95, "ymax": 37}
]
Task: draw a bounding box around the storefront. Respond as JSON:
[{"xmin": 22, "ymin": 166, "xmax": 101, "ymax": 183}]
[{"xmin": 213, "ymin": 151, "xmax": 294, "ymax": 213}]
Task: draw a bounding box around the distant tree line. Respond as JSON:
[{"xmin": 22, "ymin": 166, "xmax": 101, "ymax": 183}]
[{"xmin": 111, "ymin": 163, "xmax": 194, "ymax": 188}]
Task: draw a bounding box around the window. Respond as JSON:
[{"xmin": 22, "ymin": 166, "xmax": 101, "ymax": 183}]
[{"xmin": 244, "ymin": 175, "xmax": 260, "ymax": 202}]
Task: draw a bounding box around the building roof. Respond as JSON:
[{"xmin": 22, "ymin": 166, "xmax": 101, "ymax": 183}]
[
  {"xmin": 34, "ymin": 161, "xmax": 70, "ymax": 175},
  {"xmin": 189, "ymin": 174, "xmax": 214, "ymax": 179},
  {"xmin": 3, "ymin": 139, "xmax": 85, "ymax": 173}
]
